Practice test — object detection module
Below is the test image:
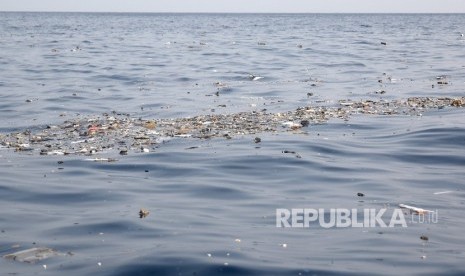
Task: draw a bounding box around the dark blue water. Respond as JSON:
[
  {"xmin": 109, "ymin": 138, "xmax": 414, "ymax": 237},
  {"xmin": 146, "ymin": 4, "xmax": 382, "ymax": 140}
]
[{"xmin": 1, "ymin": 13, "xmax": 465, "ymax": 275}]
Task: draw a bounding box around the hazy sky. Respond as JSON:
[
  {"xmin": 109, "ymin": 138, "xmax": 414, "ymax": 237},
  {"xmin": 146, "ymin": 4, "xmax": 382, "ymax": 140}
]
[{"xmin": 1, "ymin": 0, "xmax": 465, "ymax": 13}]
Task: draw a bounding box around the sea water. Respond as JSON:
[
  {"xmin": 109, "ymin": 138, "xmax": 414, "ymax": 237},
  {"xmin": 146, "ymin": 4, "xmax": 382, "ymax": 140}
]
[{"xmin": 0, "ymin": 12, "xmax": 465, "ymax": 275}]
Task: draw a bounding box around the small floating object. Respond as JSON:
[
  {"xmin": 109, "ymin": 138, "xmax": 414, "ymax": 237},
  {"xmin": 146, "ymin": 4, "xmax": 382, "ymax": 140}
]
[
  {"xmin": 339, "ymin": 101, "xmax": 354, "ymax": 106},
  {"xmin": 300, "ymin": 120, "xmax": 310, "ymax": 127},
  {"xmin": 451, "ymin": 99, "xmax": 463, "ymax": 107},
  {"xmin": 433, "ymin": 190, "xmax": 453, "ymax": 195},
  {"xmin": 85, "ymin": 158, "xmax": 118, "ymax": 162},
  {"xmin": 41, "ymin": 150, "xmax": 65, "ymax": 155},
  {"xmin": 420, "ymin": 235, "xmax": 429, "ymax": 241},
  {"xmin": 144, "ymin": 121, "xmax": 157, "ymax": 130},
  {"xmin": 3, "ymin": 247, "xmax": 65, "ymax": 263},
  {"xmin": 282, "ymin": 122, "xmax": 301, "ymax": 130},
  {"xmin": 234, "ymin": 239, "xmax": 241, "ymax": 243},
  {"xmin": 399, "ymin": 204, "xmax": 434, "ymax": 215},
  {"xmin": 357, "ymin": 192, "xmax": 365, "ymax": 197},
  {"xmin": 381, "ymin": 42, "xmax": 387, "ymax": 45},
  {"xmin": 248, "ymin": 74, "xmax": 263, "ymax": 81},
  {"xmin": 139, "ymin": 208, "xmax": 150, "ymax": 218},
  {"xmin": 254, "ymin": 137, "xmax": 261, "ymax": 143}
]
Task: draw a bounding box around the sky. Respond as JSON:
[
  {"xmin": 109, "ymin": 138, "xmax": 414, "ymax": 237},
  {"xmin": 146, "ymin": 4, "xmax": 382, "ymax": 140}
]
[{"xmin": 1, "ymin": 0, "xmax": 465, "ymax": 13}]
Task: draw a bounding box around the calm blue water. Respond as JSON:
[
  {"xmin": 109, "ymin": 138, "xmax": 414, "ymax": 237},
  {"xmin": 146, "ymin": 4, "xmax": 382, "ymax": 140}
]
[{"xmin": 1, "ymin": 12, "xmax": 465, "ymax": 275}]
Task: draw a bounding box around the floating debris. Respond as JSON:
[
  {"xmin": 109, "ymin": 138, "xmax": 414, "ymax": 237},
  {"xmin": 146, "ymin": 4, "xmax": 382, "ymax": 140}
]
[
  {"xmin": 433, "ymin": 190, "xmax": 453, "ymax": 195},
  {"xmin": 248, "ymin": 74, "xmax": 263, "ymax": 81},
  {"xmin": 399, "ymin": 204, "xmax": 434, "ymax": 215},
  {"xmin": 85, "ymin": 158, "xmax": 118, "ymax": 162},
  {"xmin": 254, "ymin": 137, "xmax": 261, "ymax": 143},
  {"xmin": 300, "ymin": 120, "xmax": 310, "ymax": 127},
  {"xmin": 3, "ymin": 247, "xmax": 69, "ymax": 264},
  {"xmin": 1, "ymin": 97, "xmax": 464, "ymax": 156},
  {"xmin": 357, "ymin": 192, "xmax": 365, "ymax": 197},
  {"xmin": 436, "ymin": 75, "xmax": 449, "ymax": 85},
  {"xmin": 420, "ymin": 235, "xmax": 429, "ymax": 241},
  {"xmin": 283, "ymin": 150, "xmax": 302, "ymax": 159},
  {"xmin": 139, "ymin": 208, "xmax": 150, "ymax": 219}
]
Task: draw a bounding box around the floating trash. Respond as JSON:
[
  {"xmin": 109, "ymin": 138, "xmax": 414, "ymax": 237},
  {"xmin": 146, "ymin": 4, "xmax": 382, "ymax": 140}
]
[
  {"xmin": 85, "ymin": 158, "xmax": 118, "ymax": 162},
  {"xmin": 399, "ymin": 204, "xmax": 434, "ymax": 215},
  {"xmin": 1, "ymin": 97, "xmax": 464, "ymax": 157},
  {"xmin": 3, "ymin": 247, "xmax": 69, "ymax": 264},
  {"xmin": 433, "ymin": 191, "xmax": 453, "ymax": 195},
  {"xmin": 139, "ymin": 208, "xmax": 150, "ymax": 219},
  {"xmin": 420, "ymin": 235, "xmax": 429, "ymax": 241}
]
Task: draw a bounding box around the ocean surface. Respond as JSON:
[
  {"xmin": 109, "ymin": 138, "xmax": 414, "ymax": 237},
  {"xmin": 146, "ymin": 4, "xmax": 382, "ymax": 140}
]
[{"xmin": 1, "ymin": 12, "xmax": 465, "ymax": 275}]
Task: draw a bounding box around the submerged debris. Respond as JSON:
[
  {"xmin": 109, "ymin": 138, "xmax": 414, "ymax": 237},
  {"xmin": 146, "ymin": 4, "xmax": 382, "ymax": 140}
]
[
  {"xmin": 3, "ymin": 247, "xmax": 69, "ymax": 263},
  {"xmin": 1, "ymin": 97, "xmax": 464, "ymax": 156}
]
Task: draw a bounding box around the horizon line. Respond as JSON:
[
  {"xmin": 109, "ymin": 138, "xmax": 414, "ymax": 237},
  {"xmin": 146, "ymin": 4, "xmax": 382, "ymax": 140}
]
[{"xmin": 1, "ymin": 10, "xmax": 464, "ymax": 14}]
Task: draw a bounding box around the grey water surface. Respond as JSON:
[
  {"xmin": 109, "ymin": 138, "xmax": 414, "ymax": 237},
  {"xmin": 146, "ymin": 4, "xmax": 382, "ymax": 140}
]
[{"xmin": 0, "ymin": 13, "xmax": 465, "ymax": 275}]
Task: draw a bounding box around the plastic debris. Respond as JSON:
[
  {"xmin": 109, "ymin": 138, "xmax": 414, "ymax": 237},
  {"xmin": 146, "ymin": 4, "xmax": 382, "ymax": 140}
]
[
  {"xmin": 3, "ymin": 247, "xmax": 67, "ymax": 263},
  {"xmin": 433, "ymin": 191, "xmax": 453, "ymax": 195},
  {"xmin": 1, "ymin": 97, "xmax": 465, "ymax": 157},
  {"xmin": 139, "ymin": 208, "xmax": 150, "ymax": 218},
  {"xmin": 85, "ymin": 158, "xmax": 118, "ymax": 162},
  {"xmin": 399, "ymin": 204, "xmax": 434, "ymax": 215}
]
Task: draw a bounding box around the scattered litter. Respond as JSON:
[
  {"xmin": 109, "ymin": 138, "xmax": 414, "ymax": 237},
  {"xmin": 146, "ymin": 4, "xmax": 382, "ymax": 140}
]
[{"xmin": 1, "ymin": 97, "xmax": 465, "ymax": 157}]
